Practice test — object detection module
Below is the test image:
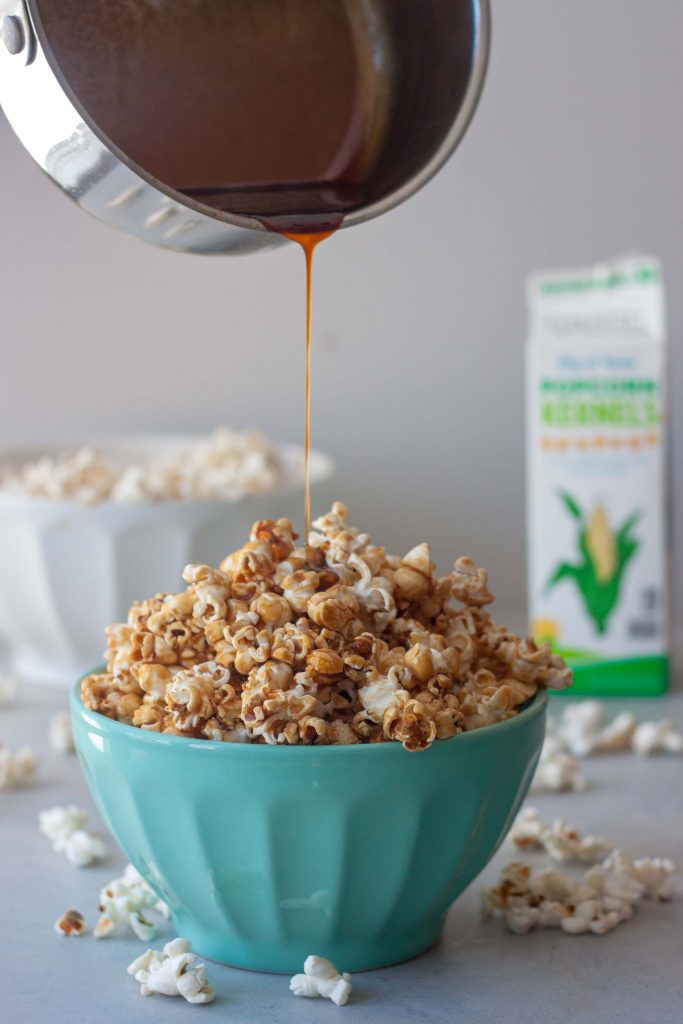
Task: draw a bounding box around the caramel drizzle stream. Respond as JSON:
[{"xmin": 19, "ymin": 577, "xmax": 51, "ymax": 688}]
[{"xmin": 282, "ymin": 230, "xmax": 336, "ymax": 537}]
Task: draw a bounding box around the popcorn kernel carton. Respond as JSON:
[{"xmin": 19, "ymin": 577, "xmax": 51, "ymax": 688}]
[{"xmin": 526, "ymin": 254, "xmax": 668, "ymax": 695}]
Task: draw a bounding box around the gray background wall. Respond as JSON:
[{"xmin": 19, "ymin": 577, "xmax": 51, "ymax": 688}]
[{"xmin": 1, "ymin": 1, "xmax": 680, "ymax": 649}]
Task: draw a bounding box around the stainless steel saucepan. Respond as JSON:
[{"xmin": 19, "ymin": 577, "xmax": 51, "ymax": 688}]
[{"xmin": 0, "ymin": 0, "xmax": 490, "ymax": 255}]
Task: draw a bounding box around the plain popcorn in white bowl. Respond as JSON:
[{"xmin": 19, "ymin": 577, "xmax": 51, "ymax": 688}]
[
  {"xmin": 0, "ymin": 431, "xmax": 333, "ymax": 687},
  {"xmin": 0, "ymin": 428, "xmax": 283, "ymax": 504}
]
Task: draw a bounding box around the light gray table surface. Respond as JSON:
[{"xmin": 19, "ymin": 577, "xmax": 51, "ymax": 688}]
[{"xmin": 1, "ymin": 685, "xmax": 682, "ymax": 1024}]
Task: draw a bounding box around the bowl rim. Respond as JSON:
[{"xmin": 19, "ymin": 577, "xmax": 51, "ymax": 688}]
[
  {"xmin": 71, "ymin": 672, "xmax": 548, "ymax": 757},
  {"xmin": 0, "ymin": 433, "xmax": 334, "ymax": 509}
]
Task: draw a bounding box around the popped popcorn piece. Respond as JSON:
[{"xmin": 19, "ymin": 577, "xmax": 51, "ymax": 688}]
[
  {"xmin": 358, "ymin": 672, "xmax": 408, "ymax": 723},
  {"xmin": 557, "ymin": 701, "xmax": 636, "ymax": 757},
  {"xmin": 482, "ymin": 861, "xmax": 533, "ymax": 914},
  {"xmin": 561, "ymin": 896, "xmax": 632, "ymax": 935},
  {"xmin": 591, "ymin": 711, "xmax": 637, "ymax": 753},
  {"xmin": 483, "ymin": 846, "xmax": 676, "ymax": 937},
  {"xmin": 632, "ymin": 719, "xmax": 683, "ymax": 756},
  {"xmin": 510, "ymin": 809, "xmax": 613, "ymax": 864},
  {"xmin": 583, "ymin": 850, "xmax": 647, "ymax": 905},
  {"xmin": 127, "ymin": 937, "xmax": 215, "ymax": 1004},
  {"xmin": 0, "ymin": 673, "xmax": 18, "ymax": 706},
  {"xmin": 48, "ymin": 711, "xmax": 74, "ymax": 755},
  {"xmin": 540, "ymin": 819, "xmax": 612, "ymax": 864},
  {"xmin": 38, "ymin": 805, "xmax": 106, "ymax": 867},
  {"xmin": 1, "ymin": 447, "xmax": 119, "ymax": 504},
  {"xmin": 81, "ymin": 502, "xmax": 572, "ymax": 751},
  {"xmin": 556, "ymin": 700, "xmax": 606, "ymax": 757},
  {"xmin": 508, "ymin": 808, "xmax": 546, "ymax": 849},
  {"xmin": 0, "ymin": 744, "xmax": 37, "ymax": 789},
  {"xmin": 586, "ymin": 849, "xmax": 676, "ymax": 903},
  {"xmin": 60, "ymin": 830, "xmax": 107, "ymax": 867},
  {"xmin": 95, "ymin": 863, "xmax": 170, "ymax": 940},
  {"xmin": 39, "ymin": 804, "xmax": 87, "ymax": 840},
  {"xmin": 631, "ymin": 857, "xmax": 677, "ymax": 900},
  {"xmin": 54, "ymin": 910, "xmax": 86, "ymax": 936},
  {"xmin": 1, "ymin": 428, "xmax": 282, "ymax": 505},
  {"xmin": 553, "ymin": 701, "xmax": 683, "ymax": 760},
  {"xmin": 290, "ymin": 955, "xmax": 352, "ymax": 1006},
  {"xmin": 530, "ymin": 727, "xmax": 587, "ymax": 793}
]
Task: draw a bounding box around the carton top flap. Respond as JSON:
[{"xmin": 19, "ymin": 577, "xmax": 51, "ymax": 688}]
[{"xmin": 527, "ymin": 253, "xmax": 666, "ymax": 346}]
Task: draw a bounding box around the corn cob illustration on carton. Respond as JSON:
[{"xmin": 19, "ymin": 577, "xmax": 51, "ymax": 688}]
[{"xmin": 526, "ymin": 255, "xmax": 668, "ymax": 695}]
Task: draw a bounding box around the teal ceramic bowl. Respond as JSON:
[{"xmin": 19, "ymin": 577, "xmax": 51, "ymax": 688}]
[{"xmin": 71, "ymin": 679, "xmax": 546, "ymax": 973}]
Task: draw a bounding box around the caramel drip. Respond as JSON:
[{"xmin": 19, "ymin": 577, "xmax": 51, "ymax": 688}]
[{"xmin": 281, "ymin": 230, "xmax": 336, "ymax": 537}]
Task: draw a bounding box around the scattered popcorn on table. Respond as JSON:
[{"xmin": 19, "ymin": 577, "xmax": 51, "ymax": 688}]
[
  {"xmin": 95, "ymin": 863, "xmax": 170, "ymax": 940},
  {"xmin": 540, "ymin": 819, "xmax": 612, "ymax": 864},
  {"xmin": 583, "ymin": 849, "xmax": 651, "ymax": 905},
  {"xmin": 127, "ymin": 938, "xmax": 215, "ymax": 1004},
  {"xmin": 0, "ymin": 673, "xmax": 18, "ymax": 706},
  {"xmin": 632, "ymin": 719, "xmax": 683, "ymax": 757},
  {"xmin": 539, "ymin": 821, "xmax": 610, "ymax": 866},
  {"xmin": 38, "ymin": 804, "xmax": 107, "ymax": 867},
  {"xmin": 54, "ymin": 910, "xmax": 86, "ymax": 936},
  {"xmin": 509, "ymin": 809, "xmax": 611, "ymax": 862},
  {"xmin": 0, "ymin": 428, "xmax": 282, "ymax": 505},
  {"xmin": 557, "ymin": 701, "xmax": 635, "ymax": 756},
  {"xmin": 81, "ymin": 502, "xmax": 571, "ymax": 752},
  {"xmin": 560, "ymin": 895, "xmax": 634, "ymax": 935},
  {"xmin": 290, "ymin": 955, "xmax": 352, "ymax": 1006},
  {"xmin": 630, "ymin": 856, "xmax": 677, "ymax": 900},
  {"xmin": 587, "ymin": 850, "xmax": 676, "ymax": 903},
  {"xmin": 548, "ymin": 700, "xmax": 683, "ymax": 762},
  {"xmin": 555, "ymin": 700, "xmax": 605, "ymax": 757},
  {"xmin": 0, "ymin": 744, "xmax": 37, "ymax": 789},
  {"xmin": 591, "ymin": 711, "xmax": 637, "ymax": 753},
  {"xmin": 530, "ymin": 725, "xmax": 587, "ymax": 793},
  {"xmin": 48, "ymin": 712, "xmax": 74, "ymax": 755},
  {"xmin": 483, "ymin": 847, "xmax": 675, "ymax": 936},
  {"xmin": 508, "ymin": 808, "xmax": 546, "ymax": 849}
]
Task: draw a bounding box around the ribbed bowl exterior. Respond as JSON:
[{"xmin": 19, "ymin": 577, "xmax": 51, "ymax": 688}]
[{"xmin": 71, "ymin": 683, "xmax": 546, "ymax": 973}]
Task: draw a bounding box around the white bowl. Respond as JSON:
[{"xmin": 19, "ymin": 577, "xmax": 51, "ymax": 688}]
[{"xmin": 0, "ymin": 435, "xmax": 333, "ymax": 687}]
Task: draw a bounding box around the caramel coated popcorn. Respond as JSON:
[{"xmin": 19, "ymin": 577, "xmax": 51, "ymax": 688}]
[
  {"xmin": 483, "ymin": 848, "xmax": 676, "ymax": 936},
  {"xmin": 54, "ymin": 910, "xmax": 86, "ymax": 937},
  {"xmin": 82, "ymin": 502, "xmax": 571, "ymax": 751}
]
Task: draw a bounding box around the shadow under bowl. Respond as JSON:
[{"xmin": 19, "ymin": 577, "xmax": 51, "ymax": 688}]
[{"xmin": 71, "ymin": 678, "xmax": 546, "ymax": 973}]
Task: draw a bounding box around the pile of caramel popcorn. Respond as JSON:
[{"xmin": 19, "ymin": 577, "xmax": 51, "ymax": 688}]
[{"xmin": 82, "ymin": 502, "xmax": 571, "ymax": 751}]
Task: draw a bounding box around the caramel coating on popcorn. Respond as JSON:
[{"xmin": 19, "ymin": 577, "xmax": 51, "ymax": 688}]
[
  {"xmin": 81, "ymin": 503, "xmax": 571, "ymax": 751},
  {"xmin": 55, "ymin": 910, "xmax": 86, "ymax": 936}
]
